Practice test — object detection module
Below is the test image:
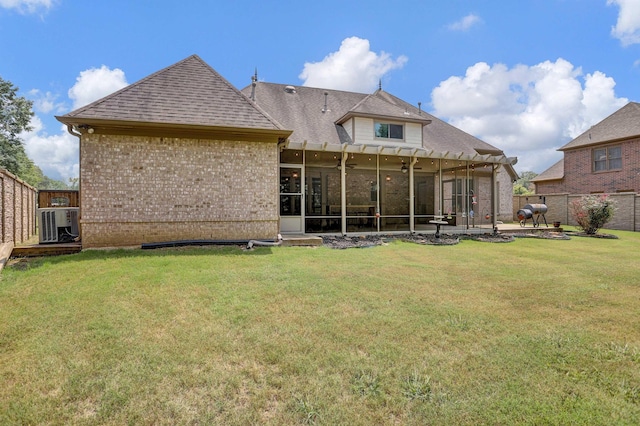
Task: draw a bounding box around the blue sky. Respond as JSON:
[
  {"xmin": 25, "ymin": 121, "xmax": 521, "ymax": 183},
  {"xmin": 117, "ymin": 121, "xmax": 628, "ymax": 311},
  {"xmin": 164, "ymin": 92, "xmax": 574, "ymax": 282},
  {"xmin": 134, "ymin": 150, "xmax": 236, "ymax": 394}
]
[{"xmin": 2, "ymin": 0, "xmax": 639, "ymax": 181}]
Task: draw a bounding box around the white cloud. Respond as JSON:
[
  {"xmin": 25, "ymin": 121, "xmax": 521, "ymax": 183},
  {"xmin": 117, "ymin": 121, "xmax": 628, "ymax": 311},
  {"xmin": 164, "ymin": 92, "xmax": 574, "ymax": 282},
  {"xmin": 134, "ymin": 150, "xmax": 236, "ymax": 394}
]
[
  {"xmin": 28, "ymin": 89, "xmax": 65, "ymax": 114},
  {"xmin": 22, "ymin": 117, "xmax": 79, "ymax": 182},
  {"xmin": 0, "ymin": 0, "xmax": 53, "ymax": 14},
  {"xmin": 299, "ymin": 37, "xmax": 408, "ymax": 93},
  {"xmin": 447, "ymin": 14, "xmax": 482, "ymax": 31},
  {"xmin": 68, "ymin": 65, "xmax": 128, "ymax": 110},
  {"xmin": 22, "ymin": 66, "xmax": 128, "ymax": 182},
  {"xmin": 608, "ymin": 0, "xmax": 640, "ymax": 46},
  {"xmin": 431, "ymin": 58, "xmax": 628, "ymax": 174}
]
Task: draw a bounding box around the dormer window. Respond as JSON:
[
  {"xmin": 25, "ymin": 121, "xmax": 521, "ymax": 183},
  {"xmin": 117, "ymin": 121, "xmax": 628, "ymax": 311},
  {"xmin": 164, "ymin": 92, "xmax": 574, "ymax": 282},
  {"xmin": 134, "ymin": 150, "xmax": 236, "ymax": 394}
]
[{"xmin": 374, "ymin": 122, "xmax": 404, "ymax": 140}]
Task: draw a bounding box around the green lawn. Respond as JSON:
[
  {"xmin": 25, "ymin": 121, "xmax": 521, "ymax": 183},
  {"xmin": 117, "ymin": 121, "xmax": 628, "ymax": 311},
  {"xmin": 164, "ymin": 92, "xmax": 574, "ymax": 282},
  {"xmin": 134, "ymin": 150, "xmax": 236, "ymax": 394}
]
[{"xmin": 1, "ymin": 231, "xmax": 639, "ymax": 425}]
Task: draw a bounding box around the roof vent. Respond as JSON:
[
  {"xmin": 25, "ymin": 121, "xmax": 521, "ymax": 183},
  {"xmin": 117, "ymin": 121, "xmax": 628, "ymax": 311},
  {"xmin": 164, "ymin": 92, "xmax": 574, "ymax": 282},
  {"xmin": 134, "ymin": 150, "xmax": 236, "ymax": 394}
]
[
  {"xmin": 284, "ymin": 85, "xmax": 297, "ymax": 94},
  {"xmin": 322, "ymin": 92, "xmax": 330, "ymax": 113}
]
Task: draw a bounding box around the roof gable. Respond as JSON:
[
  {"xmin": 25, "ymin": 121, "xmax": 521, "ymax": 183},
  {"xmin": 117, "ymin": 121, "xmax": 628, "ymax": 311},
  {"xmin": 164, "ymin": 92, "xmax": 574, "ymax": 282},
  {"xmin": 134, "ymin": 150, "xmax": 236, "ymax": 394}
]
[
  {"xmin": 560, "ymin": 102, "xmax": 640, "ymax": 150},
  {"xmin": 355, "ymin": 90, "xmax": 505, "ymax": 156},
  {"xmin": 531, "ymin": 159, "xmax": 564, "ymax": 182},
  {"xmin": 337, "ymin": 90, "xmax": 431, "ymax": 124},
  {"xmin": 57, "ymin": 55, "xmax": 283, "ymax": 131}
]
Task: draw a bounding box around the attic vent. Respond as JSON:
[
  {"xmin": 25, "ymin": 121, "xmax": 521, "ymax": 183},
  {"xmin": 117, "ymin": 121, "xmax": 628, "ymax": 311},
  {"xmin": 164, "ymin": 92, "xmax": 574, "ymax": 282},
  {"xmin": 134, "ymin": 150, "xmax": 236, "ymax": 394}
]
[
  {"xmin": 284, "ymin": 85, "xmax": 297, "ymax": 94},
  {"xmin": 322, "ymin": 92, "xmax": 330, "ymax": 113}
]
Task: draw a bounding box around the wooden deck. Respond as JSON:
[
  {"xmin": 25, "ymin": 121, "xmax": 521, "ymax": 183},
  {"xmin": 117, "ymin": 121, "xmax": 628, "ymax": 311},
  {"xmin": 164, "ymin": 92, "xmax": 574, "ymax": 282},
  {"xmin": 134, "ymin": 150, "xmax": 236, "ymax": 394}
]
[{"xmin": 11, "ymin": 242, "xmax": 82, "ymax": 258}]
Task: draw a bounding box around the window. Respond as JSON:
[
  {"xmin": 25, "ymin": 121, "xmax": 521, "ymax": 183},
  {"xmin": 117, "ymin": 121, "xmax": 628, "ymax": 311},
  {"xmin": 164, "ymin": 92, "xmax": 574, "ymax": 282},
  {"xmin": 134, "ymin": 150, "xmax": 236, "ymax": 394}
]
[
  {"xmin": 443, "ymin": 178, "xmax": 474, "ymax": 215},
  {"xmin": 374, "ymin": 122, "xmax": 404, "ymax": 140},
  {"xmin": 593, "ymin": 146, "xmax": 622, "ymax": 172}
]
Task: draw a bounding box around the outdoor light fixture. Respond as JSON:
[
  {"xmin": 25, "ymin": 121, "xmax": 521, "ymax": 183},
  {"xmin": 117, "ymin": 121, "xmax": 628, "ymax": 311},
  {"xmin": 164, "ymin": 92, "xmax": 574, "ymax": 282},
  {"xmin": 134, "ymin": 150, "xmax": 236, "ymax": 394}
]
[
  {"xmin": 385, "ymin": 175, "xmax": 391, "ymax": 181},
  {"xmin": 401, "ymin": 164, "xmax": 408, "ymax": 173}
]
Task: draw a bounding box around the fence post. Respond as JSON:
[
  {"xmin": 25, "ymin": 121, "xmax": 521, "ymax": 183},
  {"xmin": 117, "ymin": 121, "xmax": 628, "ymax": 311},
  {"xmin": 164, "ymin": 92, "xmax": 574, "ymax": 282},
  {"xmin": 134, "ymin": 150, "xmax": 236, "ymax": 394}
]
[{"xmin": 0, "ymin": 169, "xmax": 38, "ymax": 245}]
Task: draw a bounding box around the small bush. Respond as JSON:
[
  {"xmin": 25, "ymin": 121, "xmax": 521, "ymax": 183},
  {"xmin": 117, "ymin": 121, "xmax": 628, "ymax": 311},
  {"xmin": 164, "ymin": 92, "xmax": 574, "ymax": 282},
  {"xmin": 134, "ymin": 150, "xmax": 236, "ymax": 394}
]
[{"xmin": 569, "ymin": 195, "xmax": 616, "ymax": 234}]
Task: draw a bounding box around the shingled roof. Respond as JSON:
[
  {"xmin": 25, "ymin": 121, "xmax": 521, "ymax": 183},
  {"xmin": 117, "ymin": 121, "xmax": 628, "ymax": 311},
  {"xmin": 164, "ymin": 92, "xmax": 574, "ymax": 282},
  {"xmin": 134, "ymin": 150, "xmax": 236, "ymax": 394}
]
[
  {"xmin": 531, "ymin": 159, "xmax": 564, "ymax": 182},
  {"xmin": 57, "ymin": 55, "xmax": 284, "ymax": 132},
  {"xmin": 559, "ymin": 102, "xmax": 640, "ymax": 151},
  {"xmin": 336, "ymin": 90, "xmax": 432, "ymax": 125},
  {"xmin": 242, "ymin": 81, "xmax": 506, "ymax": 157},
  {"xmin": 241, "ymin": 83, "xmax": 366, "ymax": 145}
]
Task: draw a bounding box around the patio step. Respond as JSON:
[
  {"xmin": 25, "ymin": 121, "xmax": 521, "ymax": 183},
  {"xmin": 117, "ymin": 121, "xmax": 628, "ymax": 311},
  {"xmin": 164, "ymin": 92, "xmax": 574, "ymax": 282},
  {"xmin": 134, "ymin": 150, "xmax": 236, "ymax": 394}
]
[{"xmin": 281, "ymin": 235, "xmax": 323, "ymax": 247}]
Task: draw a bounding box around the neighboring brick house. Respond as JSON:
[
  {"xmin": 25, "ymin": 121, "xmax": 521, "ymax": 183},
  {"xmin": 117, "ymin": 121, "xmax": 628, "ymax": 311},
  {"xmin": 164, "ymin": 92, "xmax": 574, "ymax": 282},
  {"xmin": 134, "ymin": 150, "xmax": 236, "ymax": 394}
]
[
  {"xmin": 57, "ymin": 55, "xmax": 517, "ymax": 247},
  {"xmin": 533, "ymin": 102, "xmax": 640, "ymax": 195}
]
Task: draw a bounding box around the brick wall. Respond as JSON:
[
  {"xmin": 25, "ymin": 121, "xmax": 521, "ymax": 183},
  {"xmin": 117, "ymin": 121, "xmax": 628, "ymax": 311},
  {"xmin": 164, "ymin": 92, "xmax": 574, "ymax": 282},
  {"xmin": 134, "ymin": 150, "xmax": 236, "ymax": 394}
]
[
  {"xmin": 80, "ymin": 134, "xmax": 279, "ymax": 247},
  {"xmin": 535, "ymin": 137, "xmax": 640, "ymax": 194},
  {"xmin": 1, "ymin": 169, "xmax": 37, "ymax": 244}
]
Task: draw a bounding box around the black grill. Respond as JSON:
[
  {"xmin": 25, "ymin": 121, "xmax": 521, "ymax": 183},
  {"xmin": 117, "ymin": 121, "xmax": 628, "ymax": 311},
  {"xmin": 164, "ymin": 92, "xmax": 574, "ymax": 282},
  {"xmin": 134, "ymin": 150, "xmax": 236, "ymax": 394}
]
[{"xmin": 517, "ymin": 203, "xmax": 548, "ymax": 227}]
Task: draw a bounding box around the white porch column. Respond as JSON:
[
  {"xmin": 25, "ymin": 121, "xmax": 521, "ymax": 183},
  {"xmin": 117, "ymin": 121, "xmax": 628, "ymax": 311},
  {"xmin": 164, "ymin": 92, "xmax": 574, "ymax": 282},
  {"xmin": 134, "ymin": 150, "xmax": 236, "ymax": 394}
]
[
  {"xmin": 340, "ymin": 153, "xmax": 347, "ymax": 235},
  {"xmin": 491, "ymin": 165, "xmax": 498, "ymax": 230},
  {"xmin": 438, "ymin": 159, "xmax": 443, "ymax": 216},
  {"xmin": 409, "ymin": 156, "xmax": 418, "ymax": 233}
]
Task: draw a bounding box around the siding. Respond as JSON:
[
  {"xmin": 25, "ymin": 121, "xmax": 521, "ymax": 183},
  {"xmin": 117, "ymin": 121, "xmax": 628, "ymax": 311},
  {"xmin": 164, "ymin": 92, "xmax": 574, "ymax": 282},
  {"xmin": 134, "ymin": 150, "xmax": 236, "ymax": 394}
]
[{"xmin": 352, "ymin": 118, "xmax": 423, "ymax": 148}]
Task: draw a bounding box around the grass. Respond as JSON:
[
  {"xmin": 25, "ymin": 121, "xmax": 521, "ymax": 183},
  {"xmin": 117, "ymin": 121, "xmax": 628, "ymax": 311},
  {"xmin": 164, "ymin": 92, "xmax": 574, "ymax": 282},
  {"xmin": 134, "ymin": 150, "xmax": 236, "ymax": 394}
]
[{"xmin": 0, "ymin": 230, "xmax": 639, "ymax": 424}]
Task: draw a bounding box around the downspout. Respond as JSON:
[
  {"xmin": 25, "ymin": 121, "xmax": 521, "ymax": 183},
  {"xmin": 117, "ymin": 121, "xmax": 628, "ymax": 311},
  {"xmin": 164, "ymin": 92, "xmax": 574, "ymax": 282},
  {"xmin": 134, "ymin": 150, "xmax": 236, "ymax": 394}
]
[
  {"xmin": 67, "ymin": 124, "xmax": 81, "ymax": 138},
  {"xmin": 66, "ymin": 124, "xmax": 82, "ymax": 241},
  {"xmin": 409, "ymin": 156, "xmax": 418, "ymax": 233},
  {"xmin": 248, "ymin": 234, "xmax": 283, "ymax": 249}
]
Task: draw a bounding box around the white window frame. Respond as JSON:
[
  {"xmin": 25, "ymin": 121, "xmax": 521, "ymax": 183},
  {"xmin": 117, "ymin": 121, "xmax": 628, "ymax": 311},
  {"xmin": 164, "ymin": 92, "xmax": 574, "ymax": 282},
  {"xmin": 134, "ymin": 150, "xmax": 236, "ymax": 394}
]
[{"xmin": 374, "ymin": 121, "xmax": 404, "ymax": 141}]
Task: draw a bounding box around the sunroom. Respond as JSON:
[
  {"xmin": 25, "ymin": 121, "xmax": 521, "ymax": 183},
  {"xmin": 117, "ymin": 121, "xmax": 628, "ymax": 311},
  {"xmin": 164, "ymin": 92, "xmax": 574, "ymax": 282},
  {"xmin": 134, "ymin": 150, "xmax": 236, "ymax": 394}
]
[{"xmin": 278, "ymin": 142, "xmax": 512, "ymax": 235}]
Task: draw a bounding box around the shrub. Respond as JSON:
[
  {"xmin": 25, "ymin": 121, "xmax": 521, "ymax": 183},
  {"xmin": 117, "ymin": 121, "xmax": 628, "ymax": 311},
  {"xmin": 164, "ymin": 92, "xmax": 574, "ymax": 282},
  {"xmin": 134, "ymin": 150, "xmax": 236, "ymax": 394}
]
[{"xmin": 570, "ymin": 194, "xmax": 616, "ymax": 234}]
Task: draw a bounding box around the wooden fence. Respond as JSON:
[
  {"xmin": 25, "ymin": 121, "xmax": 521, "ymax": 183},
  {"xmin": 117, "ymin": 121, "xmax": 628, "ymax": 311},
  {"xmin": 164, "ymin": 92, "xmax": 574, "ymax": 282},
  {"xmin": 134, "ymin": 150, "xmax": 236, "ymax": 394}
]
[
  {"xmin": 513, "ymin": 193, "xmax": 640, "ymax": 232},
  {"xmin": 1, "ymin": 168, "xmax": 37, "ymax": 244},
  {"xmin": 38, "ymin": 190, "xmax": 79, "ymax": 208}
]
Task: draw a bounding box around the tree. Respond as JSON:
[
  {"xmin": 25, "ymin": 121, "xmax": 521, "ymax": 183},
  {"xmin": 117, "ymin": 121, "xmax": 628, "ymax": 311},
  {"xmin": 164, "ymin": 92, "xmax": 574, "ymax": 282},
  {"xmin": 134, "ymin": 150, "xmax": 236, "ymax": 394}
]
[
  {"xmin": 1, "ymin": 76, "xmax": 34, "ymax": 175},
  {"xmin": 513, "ymin": 171, "xmax": 537, "ymax": 195},
  {"xmin": 38, "ymin": 176, "xmax": 70, "ymax": 190},
  {"xmin": 68, "ymin": 177, "xmax": 79, "ymax": 190},
  {"xmin": 14, "ymin": 148, "xmax": 45, "ymax": 185}
]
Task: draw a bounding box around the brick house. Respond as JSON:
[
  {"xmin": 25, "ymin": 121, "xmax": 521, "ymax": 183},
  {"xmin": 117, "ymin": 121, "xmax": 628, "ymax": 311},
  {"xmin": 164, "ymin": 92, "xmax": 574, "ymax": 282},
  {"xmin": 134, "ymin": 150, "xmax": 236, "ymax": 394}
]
[
  {"xmin": 533, "ymin": 102, "xmax": 640, "ymax": 195},
  {"xmin": 57, "ymin": 55, "xmax": 517, "ymax": 248}
]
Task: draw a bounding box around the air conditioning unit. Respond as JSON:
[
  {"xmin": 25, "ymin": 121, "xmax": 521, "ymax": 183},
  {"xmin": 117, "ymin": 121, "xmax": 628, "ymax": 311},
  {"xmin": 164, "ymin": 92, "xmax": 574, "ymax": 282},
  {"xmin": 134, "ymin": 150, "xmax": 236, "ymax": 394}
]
[{"xmin": 38, "ymin": 208, "xmax": 80, "ymax": 243}]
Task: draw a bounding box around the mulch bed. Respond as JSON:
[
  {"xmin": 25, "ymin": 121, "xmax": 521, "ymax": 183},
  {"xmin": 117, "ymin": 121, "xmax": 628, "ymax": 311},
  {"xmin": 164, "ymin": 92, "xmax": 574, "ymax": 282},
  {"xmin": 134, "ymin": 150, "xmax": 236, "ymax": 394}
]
[
  {"xmin": 567, "ymin": 231, "xmax": 619, "ymax": 239},
  {"xmin": 510, "ymin": 231, "xmax": 571, "ymax": 240},
  {"xmin": 321, "ymin": 232, "xmax": 518, "ymax": 249},
  {"xmin": 319, "ymin": 229, "xmax": 622, "ymax": 248}
]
